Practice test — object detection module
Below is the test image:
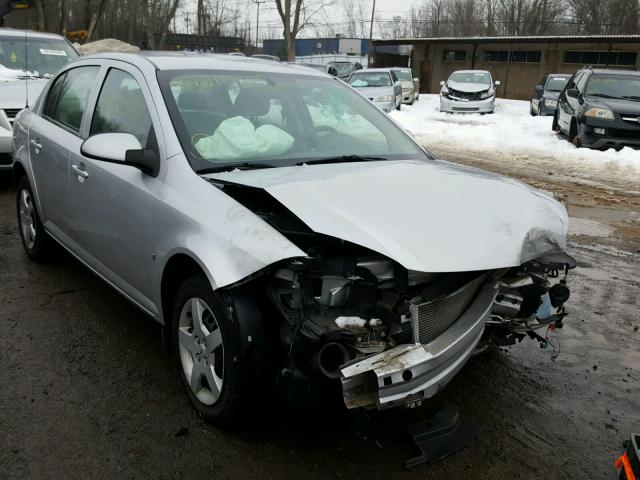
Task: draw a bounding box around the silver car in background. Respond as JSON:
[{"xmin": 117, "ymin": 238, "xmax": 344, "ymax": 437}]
[
  {"xmin": 440, "ymin": 70, "xmax": 500, "ymax": 114},
  {"xmin": 12, "ymin": 52, "xmax": 575, "ymax": 427},
  {"xmin": 347, "ymin": 68, "xmax": 403, "ymax": 112},
  {"xmin": 0, "ymin": 28, "xmax": 78, "ymax": 170},
  {"xmin": 392, "ymin": 67, "xmax": 419, "ymax": 105}
]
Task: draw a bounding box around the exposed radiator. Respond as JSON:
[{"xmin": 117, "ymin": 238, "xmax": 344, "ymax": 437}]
[{"xmin": 410, "ymin": 275, "xmax": 486, "ymax": 344}]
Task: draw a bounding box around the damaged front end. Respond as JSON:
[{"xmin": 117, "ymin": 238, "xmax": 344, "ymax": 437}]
[
  {"xmin": 207, "ymin": 161, "xmax": 575, "ymax": 411},
  {"xmin": 267, "ymin": 251, "xmax": 574, "ymax": 411}
]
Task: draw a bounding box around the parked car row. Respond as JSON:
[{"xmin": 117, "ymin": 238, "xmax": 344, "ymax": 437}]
[{"xmin": 433, "ymin": 65, "xmax": 639, "ymax": 151}]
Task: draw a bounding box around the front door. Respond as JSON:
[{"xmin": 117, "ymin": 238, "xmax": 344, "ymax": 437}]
[
  {"xmin": 67, "ymin": 63, "xmax": 162, "ymax": 315},
  {"xmin": 420, "ymin": 62, "xmax": 431, "ymax": 94}
]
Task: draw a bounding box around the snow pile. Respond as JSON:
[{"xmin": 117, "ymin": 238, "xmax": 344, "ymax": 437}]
[
  {"xmin": 390, "ymin": 95, "xmax": 640, "ymax": 172},
  {"xmin": 77, "ymin": 38, "xmax": 139, "ymax": 55}
]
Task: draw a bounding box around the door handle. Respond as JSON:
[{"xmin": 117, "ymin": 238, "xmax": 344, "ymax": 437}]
[
  {"xmin": 71, "ymin": 163, "xmax": 89, "ymax": 180},
  {"xmin": 30, "ymin": 139, "xmax": 42, "ymax": 152}
]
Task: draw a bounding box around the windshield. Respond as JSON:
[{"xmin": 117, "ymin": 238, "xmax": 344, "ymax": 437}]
[
  {"xmin": 0, "ymin": 36, "xmax": 77, "ymax": 79},
  {"xmin": 586, "ymin": 74, "xmax": 640, "ymax": 100},
  {"xmin": 348, "ymin": 72, "xmax": 391, "ymax": 87},
  {"xmin": 545, "ymin": 75, "xmax": 570, "ymax": 92},
  {"xmin": 394, "ymin": 70, "xmax": 412, "ymax": 81},
  {"xmin": 331, "ymin": 63, "xmax": 354, "ymax": 75},
  {"xmin": 449, "ymin": 72, "xmax": 491, "ymax": 85},
  {"xmin": 158, "ymin": 70, "xmax": 426, "ymax": 171}
]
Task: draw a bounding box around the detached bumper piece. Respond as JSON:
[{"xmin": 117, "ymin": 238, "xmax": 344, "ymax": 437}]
[
  {"xmin": 405, "ymin": 404, "xmax": 477, "ymax": 469},
  {"xmin": 340, "ymin": 281, "xmax": 498, "ymax": 410},
  {"xmin": 616, "ymin": 434, "xmax": 640, "ymax": 480}
]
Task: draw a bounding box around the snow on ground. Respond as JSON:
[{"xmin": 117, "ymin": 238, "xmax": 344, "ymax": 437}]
[
  {"xmin": 390, "ymin": 94, "xmax": 640, "ymax": 173},
  {"xmin": 568, "ymin": 217, "xmax": 613, "ymax": 237},
  {"xmin": 76, "ymin": 39, "xmax": 139, "ymax": 55}
]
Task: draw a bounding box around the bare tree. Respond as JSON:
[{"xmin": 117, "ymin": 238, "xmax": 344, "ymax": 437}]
[
  {"xmin": 86, "ymin": 0, "xmax": 110, "ymax": 42},
  {"xmin": 275, "ymin": 0, "xmax": 333, "ymax": 61}
]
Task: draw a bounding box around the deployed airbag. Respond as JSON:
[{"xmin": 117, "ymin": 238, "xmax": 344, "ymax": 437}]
[{"xmin": 195, "ymin": 116, "xmax": 294, "ymax": 161}]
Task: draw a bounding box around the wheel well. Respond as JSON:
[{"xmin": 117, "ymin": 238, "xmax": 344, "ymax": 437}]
[
  {"xmin": 161, "ymin": 254, "xmax": 207, "ymax": 332},
  {"xmin": 12, "ymin": 161, "xmax": 26, "ymax": 187}
]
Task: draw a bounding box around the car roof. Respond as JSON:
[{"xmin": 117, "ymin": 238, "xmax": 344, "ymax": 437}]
[
  {"xmin": 353, "ymin": 68, "xmax": 392, "ymax": 73},
  {"xmin": 586, "ymin": 68, "xmax": 640, "ymax": 76},
  {"xmin": 451, "ymin": 70, "xmax": 490, "ymax": 74},
  {"xmin": 0, "ymin": 27, "xmax": 68, "ymax": 40},
  {"xmin": 74, "ymin": 52, "xmax": 327, "ymax": 77},
  {"xmin": 547, "ymin": 73, "xmax": 572, "ymax": 77}
]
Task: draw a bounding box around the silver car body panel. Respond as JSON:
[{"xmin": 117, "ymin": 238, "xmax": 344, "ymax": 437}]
[{"xmin": 206, "ymin": 159, "xmax": 568, "ymax": 273}]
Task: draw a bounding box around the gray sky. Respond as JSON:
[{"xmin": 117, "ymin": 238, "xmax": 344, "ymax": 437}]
[{"xmin": 177, "ymin": 0, "xmax": 420, "ymax": 38}]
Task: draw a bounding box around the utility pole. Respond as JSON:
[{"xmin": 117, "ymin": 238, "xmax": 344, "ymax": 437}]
[
  {"xmin": 368, "ymin": 0, "xmax": 376, "ymax": 67},
  {"xmin": 253, "ymin": 0, "xmax": 265, "ymax": 50},
  {"xmin": 369, "ymin": 0, "xmax": 376, "ymax": 41}
]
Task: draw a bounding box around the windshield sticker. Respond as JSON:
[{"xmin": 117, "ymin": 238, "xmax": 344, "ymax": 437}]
[{"xmin": 39, "ymin": 49, "xmax": 67, "ymax": 56}]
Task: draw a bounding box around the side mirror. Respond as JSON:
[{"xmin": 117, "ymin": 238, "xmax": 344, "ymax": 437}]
[
  {"xmin": 440, "ymin": 80, "xmax": 445, "ymax": 86},
  {"xmin": 494, "ymin": 80, "xmax": 501, "ymax": 87},
  {"xmin": 566, "ymin": 88, "xmax": 579, "ymax": 98},
  {"xmin": 81, "ymin": 133, "xmax": 160, "ymax": 177},
  {"xmin": 413, "ymin": 77, "xmax": 419, "ymax": 83}
]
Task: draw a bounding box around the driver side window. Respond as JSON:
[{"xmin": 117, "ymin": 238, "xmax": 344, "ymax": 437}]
[{"xmin": 90, "ymin": 68, "xmax": 154, "ymax": 148}]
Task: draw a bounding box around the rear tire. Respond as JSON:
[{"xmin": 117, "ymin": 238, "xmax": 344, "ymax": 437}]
[
  {"xmin": 16, "ymin": 176, "xmax": 56, "ymax": 262},
  {"xmin": 396, "ymin": 102, "xmax": 401, "ymax": 111},
  {"xmin": 530, "ymin": 103, "xmax": 536, "ymax": 116},
  {"xmin": 172, "ymin": 276, "xmax": 258, "ymax": 427}
]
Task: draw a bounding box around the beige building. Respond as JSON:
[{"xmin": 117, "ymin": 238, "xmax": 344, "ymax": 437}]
[{"xmin": 372, "ymin": 35, "xmax": 640, "ymax": 100}]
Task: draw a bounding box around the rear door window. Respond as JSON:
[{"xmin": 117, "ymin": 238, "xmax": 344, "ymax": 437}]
[{"xmin": 43, "ymin": 66, "xmax": 99, "ymax": 133}]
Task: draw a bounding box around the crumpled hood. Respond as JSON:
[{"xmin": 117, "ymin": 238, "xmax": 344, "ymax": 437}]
[
  {"xmin": 207, "ymin": 159, "xmax": 569, "ymax": 272},
  {"xmin": 446, "ymin": 81, "xmax": 490, "ymax": 93},
  {"xmin": 352, "ymin": 86, "xmax": 395, "ymax": 99},
  {"xmin": 0, "ymin": 79, "xmax": 48, "ymax": 108}
]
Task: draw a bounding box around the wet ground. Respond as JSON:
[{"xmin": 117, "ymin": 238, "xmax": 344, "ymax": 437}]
[{"xmin": 1, "ymin": 169, "xmax": 639, "ymax": 479}]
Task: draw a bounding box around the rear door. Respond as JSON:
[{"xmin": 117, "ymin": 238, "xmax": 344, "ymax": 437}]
[
  {"xmin": 66, "ymin": 61, "xmax": 164, "ymax": 315},
  {"xmin": 29, "ymin": 64, "xmax": 101, "ymax": 237}
]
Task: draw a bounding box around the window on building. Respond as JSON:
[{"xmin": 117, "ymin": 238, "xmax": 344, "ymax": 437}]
[
  {"xmin": 563, "ymin": 51, "xmax": 638, "ymax": 66},
  {"xmin": 484, "ymin": 50, "xmax": 541, "ymax": 63},
  {"xmin": 443, "ymin": 50, "xmax": 466, "ymax": 62}
]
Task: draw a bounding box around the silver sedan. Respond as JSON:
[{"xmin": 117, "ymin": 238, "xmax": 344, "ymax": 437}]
[{"xmin": 12, "ymin": 52, "xmax": 575, "ymax": 426}]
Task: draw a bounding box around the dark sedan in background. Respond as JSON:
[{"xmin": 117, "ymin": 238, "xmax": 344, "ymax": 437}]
[{"xmin": 530, "ymin": 73, "xmax": 571, "ymax": 116}]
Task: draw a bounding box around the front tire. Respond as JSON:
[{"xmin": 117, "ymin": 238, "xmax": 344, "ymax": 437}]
[
  {"xmin": 16, "ymin": 176, "xmax": 56, "ymax": 262},
  {"xmin": 172, "ymin": 276, "xmax": 256, "ymax": 427}
]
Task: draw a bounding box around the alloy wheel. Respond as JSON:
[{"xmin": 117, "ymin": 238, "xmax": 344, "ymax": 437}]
[
  {"xmin": 19, "ymin": 189, "xmax": 36, "ymax": 250},
  {"xmin": 178, "ymin": 297, "xmax": 224, "ymax": 406}
]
